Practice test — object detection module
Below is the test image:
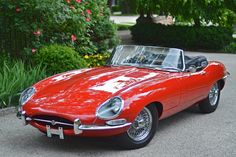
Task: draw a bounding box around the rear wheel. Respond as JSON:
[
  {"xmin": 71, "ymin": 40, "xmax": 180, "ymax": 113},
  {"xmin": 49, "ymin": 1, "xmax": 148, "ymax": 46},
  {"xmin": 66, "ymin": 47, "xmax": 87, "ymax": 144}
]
[
  {"xmin": 116, "ymin": 104, "xmax": 158, "ymax": 149},
  {"xmin": 199, "ymin": 82, "xmax": 220, "ymax": 113}
]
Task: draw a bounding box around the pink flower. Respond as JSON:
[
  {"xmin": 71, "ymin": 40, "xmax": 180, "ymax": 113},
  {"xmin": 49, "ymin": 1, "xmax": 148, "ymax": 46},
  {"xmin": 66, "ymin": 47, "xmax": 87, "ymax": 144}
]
[
  {"xmin": 71, "ymin": 34, "xmax": 77, "ymax": 41},
  {"xmin": 66, "ymin": 0, "xmax": 71, "ymax": 4},
  {"xmin": 16, "ymin": 7, "xmax": 21, "ymax": 12},
  {"xmin": 86, "ymin": 9, "xmax": 92, "ymax": 15},
  {"xmin": 33, "ymin": 30, "xmax": 41, "ymax": 36},
  {"xmin": 86, "ymin": 17, "xmax": 91, "ymax": 22},
  {"xmin": 76, "ymin": 0, "xmax": 81, "ymax": 3},
  {"xmin": 32, "ymin": 48, "xmax": 36, "ymax": 54}
]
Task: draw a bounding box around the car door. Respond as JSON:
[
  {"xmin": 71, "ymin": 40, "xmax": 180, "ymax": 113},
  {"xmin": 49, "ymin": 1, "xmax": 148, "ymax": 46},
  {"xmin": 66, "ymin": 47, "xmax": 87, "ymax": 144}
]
[{"xmin": 179, "ymin": 70, "xmax": 210, "ymax": 110}]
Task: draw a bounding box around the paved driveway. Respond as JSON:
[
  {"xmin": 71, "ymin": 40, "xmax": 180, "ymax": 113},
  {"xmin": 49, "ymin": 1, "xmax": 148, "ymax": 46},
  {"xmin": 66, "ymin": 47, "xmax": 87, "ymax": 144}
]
[{"xmin": 0, "ymin": 52, "xmax": 235, "ymax": 157}]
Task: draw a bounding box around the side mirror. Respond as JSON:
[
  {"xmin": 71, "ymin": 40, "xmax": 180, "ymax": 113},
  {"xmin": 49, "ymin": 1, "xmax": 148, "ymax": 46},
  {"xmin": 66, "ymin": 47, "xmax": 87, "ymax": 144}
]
[{"xmin": 187, "ymin": 66, "xmax": 197, "ymax": 73}]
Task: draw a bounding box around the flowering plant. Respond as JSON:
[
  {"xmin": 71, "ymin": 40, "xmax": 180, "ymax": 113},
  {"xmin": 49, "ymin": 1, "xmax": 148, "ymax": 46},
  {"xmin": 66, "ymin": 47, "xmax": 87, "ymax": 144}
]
[
  {"xmin": 0, "ymin": 0, "xmax": 118, "ymax": 57},
  {"xmin": 84, "ymin": 53, "xmax": 111, "ymax": 67}
]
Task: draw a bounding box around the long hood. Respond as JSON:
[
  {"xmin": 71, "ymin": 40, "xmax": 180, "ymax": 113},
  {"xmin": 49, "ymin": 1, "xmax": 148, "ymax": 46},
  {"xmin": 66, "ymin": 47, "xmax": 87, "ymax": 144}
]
[{"xmin": 27, "ymin": 67, "xmax": 168, "ymax": 114}]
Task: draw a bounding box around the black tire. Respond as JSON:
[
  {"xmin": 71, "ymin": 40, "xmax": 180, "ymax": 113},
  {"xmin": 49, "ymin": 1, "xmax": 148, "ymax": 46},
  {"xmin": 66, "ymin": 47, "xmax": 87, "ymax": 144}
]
[
  {"xmin": 199, "ymin": 82, "xmax": 221, "ymax": 113},
  {"xmin": 115, "ymin": 104, "xmax": 158, "ymax": 149}
]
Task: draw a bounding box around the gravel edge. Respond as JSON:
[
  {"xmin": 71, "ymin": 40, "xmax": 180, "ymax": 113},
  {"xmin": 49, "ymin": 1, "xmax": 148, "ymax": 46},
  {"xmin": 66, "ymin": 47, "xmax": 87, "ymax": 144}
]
[{"xmin": 0, "ymin": 107, "xmax": 16, "ymax": 117}]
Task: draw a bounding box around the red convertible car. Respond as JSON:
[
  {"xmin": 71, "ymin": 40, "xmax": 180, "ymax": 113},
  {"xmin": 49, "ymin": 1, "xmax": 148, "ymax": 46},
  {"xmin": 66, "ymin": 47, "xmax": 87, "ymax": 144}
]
[{"xmin": 18, "ymin": 45, "xmax": 229, "ymax": 149}]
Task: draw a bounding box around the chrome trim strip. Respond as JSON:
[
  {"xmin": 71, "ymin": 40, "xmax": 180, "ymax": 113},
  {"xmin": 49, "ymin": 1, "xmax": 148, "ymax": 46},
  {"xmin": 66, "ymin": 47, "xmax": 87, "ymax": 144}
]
[
  {"xmin": 78, "ymin": 122, "xmax": 132, "ymax": 131},
  {"xmin": 181, "ymin": 50, "xmax": 186, "ymax": 72}
]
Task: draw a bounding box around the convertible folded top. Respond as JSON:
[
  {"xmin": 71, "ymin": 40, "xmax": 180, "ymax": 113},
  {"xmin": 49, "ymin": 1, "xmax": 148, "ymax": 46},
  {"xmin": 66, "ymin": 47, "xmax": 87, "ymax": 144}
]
[{"xmin": 185, "ymin": 55, "xmax": 208, "ymax": 71}]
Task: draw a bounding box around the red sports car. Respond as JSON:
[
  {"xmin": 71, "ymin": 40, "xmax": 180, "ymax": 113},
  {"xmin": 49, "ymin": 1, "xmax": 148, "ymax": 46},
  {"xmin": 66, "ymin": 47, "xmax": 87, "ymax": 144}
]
[{"xmin": 17, "ymin": 45, "xmax": 229, "ymax": 149}]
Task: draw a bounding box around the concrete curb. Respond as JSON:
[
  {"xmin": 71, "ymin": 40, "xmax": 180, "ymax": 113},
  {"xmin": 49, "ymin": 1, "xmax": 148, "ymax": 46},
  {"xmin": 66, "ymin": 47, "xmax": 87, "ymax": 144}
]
[{"xmin": 0, "ymin": 107, "xmax": 16, "ymax": 117}]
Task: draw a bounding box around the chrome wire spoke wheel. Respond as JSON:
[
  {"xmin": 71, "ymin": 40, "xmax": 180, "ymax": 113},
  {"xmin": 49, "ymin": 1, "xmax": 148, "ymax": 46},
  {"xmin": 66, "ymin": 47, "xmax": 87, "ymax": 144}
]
[
  {"xmin": 209, "ymin": 83, "xmax": 219, "ymax": 106},
  {"xmin": 127, "ymin": 107, "xmax": 153, "ymax": 142}
]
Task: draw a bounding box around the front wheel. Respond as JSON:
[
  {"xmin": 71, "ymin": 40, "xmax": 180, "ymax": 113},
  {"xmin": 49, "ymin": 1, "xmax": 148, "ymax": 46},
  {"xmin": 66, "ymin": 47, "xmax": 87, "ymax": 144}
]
[
  {"xmin": 199, "ymin": 82, "xmax": 221, "ymax": 113},
  {"xmin": 116, "ymin": 104, "xmax": 158, "ymax": 149}
]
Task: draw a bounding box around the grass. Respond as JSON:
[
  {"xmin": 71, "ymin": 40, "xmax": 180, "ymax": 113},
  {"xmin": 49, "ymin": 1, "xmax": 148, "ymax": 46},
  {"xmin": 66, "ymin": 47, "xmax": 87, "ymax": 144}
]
[
  {"xmin": 117, "ymin": 23, "xmax": 135, "ymax": 31},
  {"xmin": 112, "ymin": 13, "xmax": 138, "ymax": 16},
  {"xmin": 0, "ymin": 56, "xmax": 47, "ymax": 108}
]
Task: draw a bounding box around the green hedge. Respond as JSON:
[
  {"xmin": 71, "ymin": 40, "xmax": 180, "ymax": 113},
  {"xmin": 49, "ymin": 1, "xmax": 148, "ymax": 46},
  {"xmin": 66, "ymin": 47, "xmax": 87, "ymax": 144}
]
[
  {"xmin": 224, "ymin": 42, "xmax": 236, "ymax": 53},
  {"xmin": 131, "ymin": 23, "xmax": 234, "ymax": 50}
]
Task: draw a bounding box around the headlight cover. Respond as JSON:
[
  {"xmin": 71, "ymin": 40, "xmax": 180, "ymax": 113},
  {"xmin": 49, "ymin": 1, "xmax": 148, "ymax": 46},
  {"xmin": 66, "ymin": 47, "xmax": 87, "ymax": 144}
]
[
  {"xmin": 96, "ymin": 97, "xmax": 124, "ymax": 120},
  {"xmin": 19, "ymin": 87, "xmax": 36, "ymax": 106}
]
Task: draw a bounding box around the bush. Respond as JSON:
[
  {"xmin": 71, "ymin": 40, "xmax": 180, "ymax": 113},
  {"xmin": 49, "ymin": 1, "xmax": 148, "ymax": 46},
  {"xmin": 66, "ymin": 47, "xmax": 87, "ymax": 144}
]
[
  {"xmin": 223, "ymin": 42, "xmax": 236, "ymax": 53},
  {"xmin": 90, "ymin": 16, "xmax": 119, "ymax": 53},
  {"xmin": 34, "ymin": 45, "xmax": 87, "ymax": 74},
  {"xmin": 112, "ymin": 5, "xmax": 121, "ymax": 12},
  {"xmin": 0, "ymin": 56, "xmax": 47, "ymax": 107},
  {"xmin": 84, "ymin": 53, "xmax": 110, "ymax": 67},
  {"xmin": 0, "ymin": 0, "xmax": 118, "ymax": 57},
  {"xmin": 131, "ymin": 23, "xmax": 234, "ymax": 50}
]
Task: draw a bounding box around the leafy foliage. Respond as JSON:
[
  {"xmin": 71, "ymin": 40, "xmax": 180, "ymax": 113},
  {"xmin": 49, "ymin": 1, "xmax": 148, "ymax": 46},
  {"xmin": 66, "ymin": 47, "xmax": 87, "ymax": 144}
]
[
  {"xmin": 34, "ymin": 45, "xmax": 87, "ymax": 74},
  {"xmin": 224, "ymin": 42, "xmax": 236, "ymax": 53},
  {"xmin": 118, "ymin": 0, "xmax": 139, "ymax": 14},
  {"xmin": 160, "ymin": 0, "xmax": 236, "ymax": 27},
  {"xmin": 83, "ymin": 53, "xmax": 110, "ymax": 67},
  {"xmin": 0, "ymin": 0, "xmax": 118, "ymax": 57},
  {"xmin": 131, "ymin": 23, "xmax": 234, "ymax": 50},
  {"xmin": 0, "ymin": 55, "xmax": 47, "ymax": 107},
  {"xmin": 123, "ymin": 0, "xmax": 236, "ymax": 26}
]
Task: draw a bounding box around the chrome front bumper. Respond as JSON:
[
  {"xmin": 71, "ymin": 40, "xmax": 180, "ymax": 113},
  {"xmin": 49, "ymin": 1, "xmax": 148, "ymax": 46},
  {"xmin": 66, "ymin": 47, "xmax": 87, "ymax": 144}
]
[{"xmin": 18, "ymin": 111, "xmax": 131, "ymax": 136}]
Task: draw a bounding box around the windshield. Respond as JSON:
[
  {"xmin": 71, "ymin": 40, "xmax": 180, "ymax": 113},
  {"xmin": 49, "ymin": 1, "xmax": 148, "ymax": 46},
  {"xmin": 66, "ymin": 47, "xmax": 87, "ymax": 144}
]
[{"xmin": 107, "ymin": 45, "xmax": 184, "ymax": 71}]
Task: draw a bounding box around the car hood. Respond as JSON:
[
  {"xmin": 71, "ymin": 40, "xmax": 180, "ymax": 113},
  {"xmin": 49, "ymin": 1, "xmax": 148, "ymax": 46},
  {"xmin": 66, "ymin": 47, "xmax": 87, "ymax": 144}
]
[{"xmin": 26, "ymin": 66, "xmax": 168, "ymax": 117}]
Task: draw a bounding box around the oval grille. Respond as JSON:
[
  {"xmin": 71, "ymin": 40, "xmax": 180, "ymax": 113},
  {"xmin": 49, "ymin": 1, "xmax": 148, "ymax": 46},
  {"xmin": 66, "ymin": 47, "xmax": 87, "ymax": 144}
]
[{"xmin": 32, "ymin": 115, "xmax": 74, "ymax": 130}]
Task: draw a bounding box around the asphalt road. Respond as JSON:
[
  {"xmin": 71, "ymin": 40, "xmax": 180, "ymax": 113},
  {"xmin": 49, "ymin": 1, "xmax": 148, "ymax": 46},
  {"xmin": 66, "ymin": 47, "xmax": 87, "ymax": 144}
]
[{"xmin": 0, "ymin": 52, "xmax": 235, "ymax": 157}]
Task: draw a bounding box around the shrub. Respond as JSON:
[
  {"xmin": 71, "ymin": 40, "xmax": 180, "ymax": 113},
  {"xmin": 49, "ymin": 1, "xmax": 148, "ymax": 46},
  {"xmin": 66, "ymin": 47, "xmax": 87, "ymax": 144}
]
[
  {"xmin": 34, "ymin": 45, "xmax": 87, "ymax": 74},
  {"xmin": 0, "ymin": 57, "xmax": 47, "ymax": 107},
  {"xmin": 0, "ymin": 0, "xmax": 118, "ymax": 57},
  {"xmin": 131, "ymin": 23, "xmax": 234, "ymax": 50},
  {"xmin": 223, "ymin": 42, "xmax": 236, "ymax": 53},
  {"xmin": 90, "ymin": 11, "xmax": 119, "ymax": 53},
  {"xmin": 112, "ymin": 5, "xmax": 121, "ymax": 12},
  {"xmin": 84, "ymin": 53, "xmax": 111, "ymax": 67}
]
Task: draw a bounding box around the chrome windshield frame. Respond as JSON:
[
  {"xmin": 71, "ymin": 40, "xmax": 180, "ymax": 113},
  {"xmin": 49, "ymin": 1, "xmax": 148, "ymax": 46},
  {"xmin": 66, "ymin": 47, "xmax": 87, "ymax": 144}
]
[{"xmin": 107, "ymin": 45, "xmax": 186, "ymax": 72}]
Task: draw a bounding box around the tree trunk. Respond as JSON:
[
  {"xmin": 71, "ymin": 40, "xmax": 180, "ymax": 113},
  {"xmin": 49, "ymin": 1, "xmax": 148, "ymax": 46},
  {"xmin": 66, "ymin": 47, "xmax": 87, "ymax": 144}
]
[
  {"xmin": 146, "ymin": 12, "xmax": 155, "ymax": 23},
  {"xmin": 194, "ymin": 17, "xmax": 201, "ymax": 27},
  {"xmin": 107, "ymin": 0, "xmax": 113, "ymax": 10},
  {"xmin": 136, "ymin": 11, "xmax": 145, "ymax": 23}
]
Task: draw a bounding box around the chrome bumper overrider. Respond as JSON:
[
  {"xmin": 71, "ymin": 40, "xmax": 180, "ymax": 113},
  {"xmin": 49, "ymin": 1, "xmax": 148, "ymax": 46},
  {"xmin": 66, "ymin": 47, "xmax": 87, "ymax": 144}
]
[
  {"xmin": 18, "ymin": 111, "xmax": 131, "ymax": 135},
  {"xmin": 223, "ymin": 71, "xmax": 230, "ymax": 80}
]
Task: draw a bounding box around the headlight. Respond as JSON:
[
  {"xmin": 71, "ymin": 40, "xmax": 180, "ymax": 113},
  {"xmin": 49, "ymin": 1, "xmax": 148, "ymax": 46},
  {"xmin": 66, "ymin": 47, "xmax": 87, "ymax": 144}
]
[
  {"xmin": 96, "ymin": 97, "xmax": 124, "ymax": 120},
  {"xmin": 19, "ymin": 87, "xmax": 36, "ymax": 106}
]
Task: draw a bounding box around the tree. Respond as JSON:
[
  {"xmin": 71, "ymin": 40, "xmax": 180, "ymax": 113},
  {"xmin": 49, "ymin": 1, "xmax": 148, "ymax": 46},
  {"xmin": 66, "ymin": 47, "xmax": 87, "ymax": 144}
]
[
  {"xmin": 119, "ymin": 0, "xmax": 138, "ymax": 14},
  {"xmin": 134, "ymin": 0, "xmax": 236, "ymax": 27},
  {"xmin": 162, "ymin": 0, "xmax": 236, "ymax": 27}
]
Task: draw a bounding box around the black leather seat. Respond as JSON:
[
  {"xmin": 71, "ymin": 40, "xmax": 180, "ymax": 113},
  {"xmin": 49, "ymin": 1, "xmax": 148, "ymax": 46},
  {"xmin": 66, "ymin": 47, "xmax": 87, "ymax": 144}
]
[{"xmin": 185, "ymin": 55, "xmax": 208, "ymax": 71}]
